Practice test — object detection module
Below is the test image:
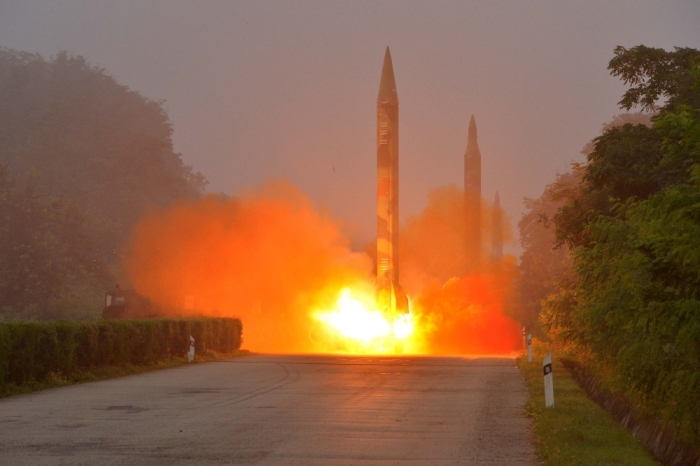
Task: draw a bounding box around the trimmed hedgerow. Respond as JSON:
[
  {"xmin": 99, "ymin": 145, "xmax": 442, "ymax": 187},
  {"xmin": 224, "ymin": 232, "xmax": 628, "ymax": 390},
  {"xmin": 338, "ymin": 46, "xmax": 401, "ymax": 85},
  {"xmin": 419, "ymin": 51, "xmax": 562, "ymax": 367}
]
[{"xmin": 0, "ymin": 318, "xmax": 241, "ymax": 390}]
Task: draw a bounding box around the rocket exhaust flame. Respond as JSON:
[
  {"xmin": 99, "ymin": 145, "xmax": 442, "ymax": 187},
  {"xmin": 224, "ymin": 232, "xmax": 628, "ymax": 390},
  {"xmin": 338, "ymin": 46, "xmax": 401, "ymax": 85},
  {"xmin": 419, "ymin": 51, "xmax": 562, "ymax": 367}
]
[
  {"xmin": 317, "ymin": 290, "xmax": 394, "ymax": 342},
  {"xmin": 312, "ymin": 289, "xmax": 416, "ymax": 354}
]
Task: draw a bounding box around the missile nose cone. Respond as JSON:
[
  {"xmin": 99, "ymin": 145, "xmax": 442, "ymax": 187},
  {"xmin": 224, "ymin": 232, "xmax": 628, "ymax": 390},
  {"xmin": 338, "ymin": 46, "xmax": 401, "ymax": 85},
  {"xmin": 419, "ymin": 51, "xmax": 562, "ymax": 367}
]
[
  {"xmin": 378, "ymin": 47, "xmax": 398, "ymax": 104},
  {"xmin": 468, "ymin": 115, "xmax": 477, "ymax": 141}
]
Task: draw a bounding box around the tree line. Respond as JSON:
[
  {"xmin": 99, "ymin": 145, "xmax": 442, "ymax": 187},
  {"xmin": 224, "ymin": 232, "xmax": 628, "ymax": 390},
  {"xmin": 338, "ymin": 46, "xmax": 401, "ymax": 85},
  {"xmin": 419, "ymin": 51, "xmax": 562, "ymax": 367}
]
[
  {"xmin": 519, "ymin": 45, "xmax": 700, "ymax": 446},
  {"xmin": 0, "ymin": 48, "xmax": 206, "ymax": 319}
]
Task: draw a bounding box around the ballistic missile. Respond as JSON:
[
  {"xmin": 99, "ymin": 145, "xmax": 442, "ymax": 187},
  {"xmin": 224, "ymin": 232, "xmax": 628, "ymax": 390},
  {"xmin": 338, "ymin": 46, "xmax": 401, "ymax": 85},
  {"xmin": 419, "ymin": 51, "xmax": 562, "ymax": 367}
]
[
  {"xmin": 464, "ymin": 115, "xmax": 482, "ymax": 272},
  {"xmin": 376, "ymin": 47, "xmax": 409, "ymax": 314},
  {"xmin": 491, "ymin": 191, "xmax": 503, "ymax": 261}
]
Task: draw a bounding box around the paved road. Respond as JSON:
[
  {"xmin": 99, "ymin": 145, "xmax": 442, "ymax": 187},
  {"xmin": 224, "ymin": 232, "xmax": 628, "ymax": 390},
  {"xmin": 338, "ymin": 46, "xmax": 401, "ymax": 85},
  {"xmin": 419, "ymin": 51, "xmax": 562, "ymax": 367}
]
[{"xmin": 0, "ymin": 354, "xmax": 536, "ymax": 465}]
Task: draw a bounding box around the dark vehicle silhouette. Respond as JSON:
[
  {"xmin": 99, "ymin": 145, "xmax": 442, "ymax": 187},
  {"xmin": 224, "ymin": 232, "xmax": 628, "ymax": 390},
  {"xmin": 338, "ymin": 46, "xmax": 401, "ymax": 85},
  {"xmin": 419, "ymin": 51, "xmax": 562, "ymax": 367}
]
[{"xmin": 102, "ymin": 285, "xmax": 156, "ymax": 319}]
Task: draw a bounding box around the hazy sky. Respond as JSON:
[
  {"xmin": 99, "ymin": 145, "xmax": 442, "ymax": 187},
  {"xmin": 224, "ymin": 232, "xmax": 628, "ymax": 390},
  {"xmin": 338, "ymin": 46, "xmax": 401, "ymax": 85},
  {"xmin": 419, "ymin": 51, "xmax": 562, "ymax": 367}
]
[{"xmin": 1, "ymin": 1, "xmax": 699, "ymax": 253}]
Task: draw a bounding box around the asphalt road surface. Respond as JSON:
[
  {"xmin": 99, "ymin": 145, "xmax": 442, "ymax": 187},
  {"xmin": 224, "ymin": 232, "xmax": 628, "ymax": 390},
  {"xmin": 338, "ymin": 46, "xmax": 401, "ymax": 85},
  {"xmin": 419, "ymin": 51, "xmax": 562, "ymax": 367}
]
[{"xmin": 0, "ymin": 354, "xmax": 536, "ymax": 465}]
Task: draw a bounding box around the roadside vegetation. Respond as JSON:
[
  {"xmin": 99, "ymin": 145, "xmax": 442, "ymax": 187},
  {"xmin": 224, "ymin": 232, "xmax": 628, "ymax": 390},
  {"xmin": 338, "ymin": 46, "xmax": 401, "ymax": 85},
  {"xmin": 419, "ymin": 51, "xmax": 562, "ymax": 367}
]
[
  {"xmin": 0, "ymin": 47, "xmax": 206, "ymax": 320},
  {"xmin": 0, "ymin": 318, "xmax": 242, "ymax": 397},
  {"xmin": 518, "ymin": 344, "xmax": 659, "ymax": 465},
  {"xmin": 518, "ymin": 44, "xmax": 700, "ymax": 457}
]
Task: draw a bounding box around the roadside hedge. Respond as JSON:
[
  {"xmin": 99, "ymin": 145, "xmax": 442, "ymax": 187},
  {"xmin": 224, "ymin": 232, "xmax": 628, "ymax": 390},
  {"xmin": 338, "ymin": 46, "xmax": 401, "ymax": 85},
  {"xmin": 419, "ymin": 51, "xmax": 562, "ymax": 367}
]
[{"xmin": 0, "ymin": 318, "xmax": 242, "ymax": 389}]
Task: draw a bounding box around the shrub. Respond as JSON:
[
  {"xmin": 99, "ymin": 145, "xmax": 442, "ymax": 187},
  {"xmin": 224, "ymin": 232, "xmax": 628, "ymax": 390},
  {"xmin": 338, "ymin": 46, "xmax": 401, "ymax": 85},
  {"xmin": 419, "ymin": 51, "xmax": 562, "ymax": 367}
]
[{"xmin": 0, "ymin": 318, "xmax": 242, "ymax": 391}]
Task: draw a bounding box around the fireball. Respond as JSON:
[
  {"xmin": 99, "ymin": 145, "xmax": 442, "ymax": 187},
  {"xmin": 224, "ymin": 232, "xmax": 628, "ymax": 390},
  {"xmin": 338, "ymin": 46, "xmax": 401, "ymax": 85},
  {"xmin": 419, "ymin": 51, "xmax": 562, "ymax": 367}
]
[{"xmin": 312, "ymin": 288, "xmax": 417, "ymax": 354}]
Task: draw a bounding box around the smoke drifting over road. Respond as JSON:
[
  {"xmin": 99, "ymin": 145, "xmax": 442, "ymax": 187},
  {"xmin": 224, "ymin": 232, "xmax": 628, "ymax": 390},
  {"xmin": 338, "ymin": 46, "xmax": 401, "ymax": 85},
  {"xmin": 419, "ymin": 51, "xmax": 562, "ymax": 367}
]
[{"xmin": 125, "ymin": 180, "xmax": 521, "ymax": 354}]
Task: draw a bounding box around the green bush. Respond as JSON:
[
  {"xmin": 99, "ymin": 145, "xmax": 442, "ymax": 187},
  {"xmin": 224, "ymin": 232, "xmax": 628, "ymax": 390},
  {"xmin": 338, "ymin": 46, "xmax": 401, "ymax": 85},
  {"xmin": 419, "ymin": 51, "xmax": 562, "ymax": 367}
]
[
  {"xmin": 0, "ymin": 318, "xmax": 241, "ymax": 390},
  {"xmin": 545, "ymin": 47, "xmax": 700, "ymax": 449}
]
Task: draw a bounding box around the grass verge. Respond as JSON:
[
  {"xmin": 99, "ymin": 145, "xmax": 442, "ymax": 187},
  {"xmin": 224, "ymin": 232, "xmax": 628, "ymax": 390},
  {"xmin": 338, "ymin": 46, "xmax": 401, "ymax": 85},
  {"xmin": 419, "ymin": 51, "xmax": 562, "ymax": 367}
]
[
  {"xmin": 517, "ymin": 348, "xmax": 659, "ymax": 465},
  {"xmin": 0, "ymin": 349, "xmax": 250, "ymax": 399}
]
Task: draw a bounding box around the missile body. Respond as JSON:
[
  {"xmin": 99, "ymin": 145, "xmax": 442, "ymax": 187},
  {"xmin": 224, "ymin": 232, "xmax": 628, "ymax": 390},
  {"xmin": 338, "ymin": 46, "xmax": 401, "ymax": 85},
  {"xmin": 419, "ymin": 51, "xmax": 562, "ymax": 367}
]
[
  {"xmin": 376, "ymin": 47, "xmax": 408, "ymax": 314},
  {"xmin": 491, "ymin": 191, "xmax": 503, "ymax": 261},
  {"xmin": 464, "ymin": 115, "xmax": 482, "ymax": 273}
]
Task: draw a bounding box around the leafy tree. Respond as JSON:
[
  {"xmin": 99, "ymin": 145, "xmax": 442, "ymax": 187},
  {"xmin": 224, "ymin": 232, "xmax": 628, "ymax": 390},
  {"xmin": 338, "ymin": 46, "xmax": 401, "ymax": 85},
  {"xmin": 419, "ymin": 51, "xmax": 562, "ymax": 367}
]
[
  {"xmin": 0, "ymin": 48, "xmax": 206, "ymax": 273},
  {"xmin": 556, "ymin": 124, "xmax": 666, "ymax": 248},
  {"xmin": 579, "ymin": 112, "xmax": 653, "ymax": 157},
  {"xmin": 545, "ymin": 45, "xmax": 700, "ymax": 442},
  {"xmin": 550, "ymin": 46, "xmax": 700, "ymax": 332},
  {"xmin": 518, "ymin": 171, "xmax": 579, "ymax": 335},
  {"xmin": 555, "ymin": 47, "xmax": 700, "ymax": 249},
  {"xmin": 532, "ymin": 113, "xmax": 654, "ymax": 333},
  {"xmin": 572, "ymin": 105, "xmax": 700, "ymax": 438},
  {"xmin": 609, "ymin": 45, "xmax": 700, "ymax": 111},
  {"xmin": 0, "ymin": 47, "xmax": 207, "ymax": 318},
  {"xmin": 0, "ymin": 165, "xmax": 101, "ymax": 319}
]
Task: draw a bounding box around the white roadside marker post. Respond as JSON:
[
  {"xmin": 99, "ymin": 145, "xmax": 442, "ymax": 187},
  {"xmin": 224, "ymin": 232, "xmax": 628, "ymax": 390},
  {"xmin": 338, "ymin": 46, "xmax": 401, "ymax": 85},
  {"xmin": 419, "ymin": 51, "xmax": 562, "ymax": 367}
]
[
  {"xmin": 187, "ymin": 336, "xmax": 195, "ymax": 363},
  {"xmin": 543, "ymin": 352, "xmax": 554, "ymax": 408},
  {"xmin": 527, "ymin": 334, "xmax": 533, "ymax": 363}
]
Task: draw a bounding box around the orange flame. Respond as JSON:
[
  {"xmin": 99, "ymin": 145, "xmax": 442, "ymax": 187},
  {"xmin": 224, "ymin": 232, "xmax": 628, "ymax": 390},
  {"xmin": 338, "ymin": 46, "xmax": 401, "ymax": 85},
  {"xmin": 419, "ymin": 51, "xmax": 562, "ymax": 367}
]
[
  {"xmin": 311, "ymin": 288, "xmax": 418, "ymax": 354},
  {"xmin": 124, "ymin": 179, "xmax": 521, "ymax": 355}
]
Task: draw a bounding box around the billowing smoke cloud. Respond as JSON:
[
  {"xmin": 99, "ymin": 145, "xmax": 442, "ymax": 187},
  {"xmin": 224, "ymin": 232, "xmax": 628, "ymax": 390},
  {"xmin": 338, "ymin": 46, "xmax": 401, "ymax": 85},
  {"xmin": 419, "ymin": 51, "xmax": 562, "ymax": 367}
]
[
  {"xmin": 125, "ymin": 180, "xmax": 521, "ymax": 354},
  {"xmin": 412, "ymin": 270, "xmax": 522, "ymax": 354},
  {"xmin": 400, "ymin": 185, "xmax": 522, "ymax": 354},
  {"xmin": 125, "ymin": 179, "xmax": 371, "ymax": 352}
]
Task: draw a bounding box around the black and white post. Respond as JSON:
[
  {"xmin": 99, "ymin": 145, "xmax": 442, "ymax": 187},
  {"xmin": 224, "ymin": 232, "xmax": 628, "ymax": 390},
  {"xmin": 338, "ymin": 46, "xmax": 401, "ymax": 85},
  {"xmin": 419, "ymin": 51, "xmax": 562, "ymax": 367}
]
[
  {"xmin": 527, "ymin": 334, "xmax": 532, "ymax": 363},
  {"xmin": 543, "ymin": 352, "xmax": 554, "ymax": 408},
  {"xmin": 187, "ymin": 336, "xmax": 195, "ymax": 363}
]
